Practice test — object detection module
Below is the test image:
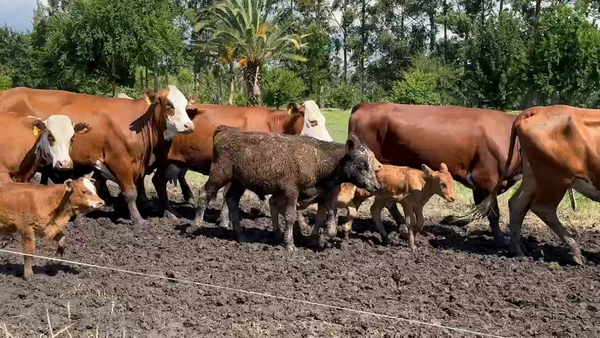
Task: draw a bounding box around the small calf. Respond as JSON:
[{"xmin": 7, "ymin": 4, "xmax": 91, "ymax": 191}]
[
  {"xmin": 197, "ymin": 127, "xmax": 380, "ymax": 250},
  {"xmin": 0, "ymin": 177, "xmax": 104, "ymax": 279},
  {"xmin": 317, "ymin": 163, "xmax": 456, "ymax": 248}
]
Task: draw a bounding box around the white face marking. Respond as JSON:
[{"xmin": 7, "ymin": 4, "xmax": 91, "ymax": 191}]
[
  {"xmin": 300, "ymin": 100, "xmax": 334, "ymax": 142},
  {"xmin": 35, "ymin": 115, "xmax": 76, "ymax": 169},
  {"xmin": 164, "ymin": 85, "xmax": 194, "ymax": 140},
  {"xmin": 82, "ymin": 178, "xmax": 103, "ymax": 208}
]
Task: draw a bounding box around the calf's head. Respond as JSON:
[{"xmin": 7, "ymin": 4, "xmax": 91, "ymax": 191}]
[
  {"xmin": 338, "ymin": 133, "xmax": 381, "ymax": 192},
  {"xmin": 64, "ymin": 177, "xmax": 105, "ymax": 213},
  {"xmin": 155, "ymin": 85, "xmax": 195, "ymax": 140},
  {"xmin": 422, "ymin": 163, "xmax": 456, "ymax": 202},
  {"xmin": 32, "ymin": 115, "xmax": 92, "ymax": 170}
]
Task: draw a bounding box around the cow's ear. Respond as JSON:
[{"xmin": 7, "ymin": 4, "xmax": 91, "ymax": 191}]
[
  {"xmin": 440, "ymin": 163, "xmax": 449, "ymax": 173},
  {"xmin": 346, "ymin": 133, "xmax": 361, "ymax": 153},
  {"xmin": 74, "ymin": 123, "xmax": 92, "ymax": 134},
  {"xmin": 31, "ymin": 119, "xmax": 47, "ymax": 135},
  {"xmin": 422, "ymin": 164, "xmax": 434, "ymax": 178},
  {"xmin": 186, "ymin": 106, "xmax": 199, "ymax": 119},
  {"xmin": 64, "ymin": 179, "xmax": 75, "ymax": 192}
]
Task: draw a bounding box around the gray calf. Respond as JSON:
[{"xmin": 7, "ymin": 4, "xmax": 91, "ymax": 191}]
[{"xmin": 196, "ymin": 126, "xmax": 380, "ymax": 250}]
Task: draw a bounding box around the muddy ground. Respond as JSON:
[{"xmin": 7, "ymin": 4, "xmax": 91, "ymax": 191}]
[{"xmin": 0, "ymin": 180, "xmax": 599, "ymax": 338}]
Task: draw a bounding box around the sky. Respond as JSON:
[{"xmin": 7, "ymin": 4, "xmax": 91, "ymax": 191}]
[{"xmin": 0, "ymin": 0, "xmax": 47, "ymax": 32}]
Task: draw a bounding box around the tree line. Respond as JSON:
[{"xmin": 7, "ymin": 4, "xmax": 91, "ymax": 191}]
[{"xmin": 1, "ymin": 0, "xmax": 600, "ymax": 110}]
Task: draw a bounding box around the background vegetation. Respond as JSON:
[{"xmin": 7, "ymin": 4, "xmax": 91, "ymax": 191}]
[{"xmin": 3, "ymin": 0, "xmax": 600, "ymax": 110}]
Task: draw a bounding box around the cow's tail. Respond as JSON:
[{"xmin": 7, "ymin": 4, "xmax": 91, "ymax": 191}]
[
  {"xmin": 459, "ymin": 113, "xmax": 525, "ymax": 222},
  {"xmin": 568, "ymin": 188, "xmax": 577, "ymax": 211}
]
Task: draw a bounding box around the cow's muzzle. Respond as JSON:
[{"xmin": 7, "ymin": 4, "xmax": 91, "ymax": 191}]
[
  {"xmin": 54, "ymin": 160, "xmax": 73, "ymax": 170},
  {"xmin": 183, "ymin": 122, "xmax": 195, "ymax": 134}
]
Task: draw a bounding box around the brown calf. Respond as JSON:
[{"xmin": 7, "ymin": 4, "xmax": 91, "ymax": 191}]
[
  {"xmin": 0, "ymin": 177, "xmax": 104, "ymax": 279},
  {"xmin": 312, "ymin": 163, "xmax": 456, "ymax": 249}
]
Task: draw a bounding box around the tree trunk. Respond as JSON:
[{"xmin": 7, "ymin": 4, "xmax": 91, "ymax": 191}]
[
  {"xmin": 153, "ymin": 61, "xmax": 158, "ymax": 92},
  {"xmin": 429, "ymin": 7, "xmax": 435, "ymax": 52},
  {"xmin": 194, "ymin": 71, "xmax": 199, "ymax": 98},
  {"xmin": 229, "ymin": 80, "xmax": 235, "ymax": 105},
  {"xmin": 245, "ymin": 63, "xmax": 263, "ymax": 106},
  {"xmin": 534, "ymin": 0, "xmax": 542, "ymax": 34},
  {"xmin": 217, "ymin": 77, "xmax": 222, "ymax": 105},
  {"xmin": 360, "ymin": 0, "xmax": 366, "ymax": 101},
  {"xmin": 145, "ymin": 67, "xmax": 148, "ymax": 89},
  {"xmin": 443, "ymin": 0, "xmax": 447, "ymax": 61},
  {"xmin": 165, "ymin": 55, "xmax": 169, "ymax": 85},
  {"xmin": 343, "ymin": 31, "xmax": 348, "ymax": 84},
  {"xmin": 480, "ymin": 0, "xmax": 485, "ymax": 28},
  {"xmin": 112, "ymin": 77, "xmax": 116, "ymax": 97},
  {"xmin": 499, "ymin": 0, "xmax": 504, "ymax": 12},
  {"xmin": 139, "ymin": 68, "xmax": 144, "ymax": 93}
]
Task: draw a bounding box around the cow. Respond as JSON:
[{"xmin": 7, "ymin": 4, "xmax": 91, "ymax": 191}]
[
  {"xmin": 152, "ymin": 100, "xmax": 333, "ymax": 223},
  {"xmin": 0, "ymin": 177, "xmax": 105, "ymax": 279},
  {"xmin": 0, "ymin": 85, "xmax": 194, "ymax": 225},
  {"xmin": 196, "ymin": 127, "xmax": 380, "ymax": 250},
  {"xmin": 349, "ymin": 103, "xmax": 522, "ymax": 245},
  {"xmin": 0, "ymin": 113, "xmax": 91, "ymax": 182},
  {"xmin": 474, "ymin": 106, "xmax": 600, "ymax": 265},
  {"xmin": 116, "ymin": 93, "xmax": 133, "ymax": 99}
]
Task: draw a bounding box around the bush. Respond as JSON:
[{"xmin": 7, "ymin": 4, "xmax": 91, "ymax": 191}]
[
  {"xmin": 0, "ymin": 74, "xmax": 12, "ymax": 90},
  {"xmin": 365, "ymin": 83, "xmax": 390, "ymax": 103},
  {"xmin": 391, "ymin": 54, "xmax": 463, "ymax": 106},
  {"xmin": 263, "ymin": 67, "xmax": 306, "ymax": 108},
  {"xmin": 323, "ymin": 83, "xmax": 360, "ymax": 109}
]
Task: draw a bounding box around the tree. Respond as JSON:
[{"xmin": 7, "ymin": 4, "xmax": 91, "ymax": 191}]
[
  {"xmin": 528, "ymin": 4, "xmax": 600, "ymax": 106},
  {"xmin": 197, "ymin": 0, "xmax": 308, "ymax": 106},
  {"xmin": 263, "ymin": 68, "xmax": 306, "ymax": 108}
]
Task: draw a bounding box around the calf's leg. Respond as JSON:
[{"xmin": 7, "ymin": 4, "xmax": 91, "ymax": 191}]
[
  {"xmin": 282, "ymin": 192, "xmax": 299, "ymax": 251},
  {"xmin": 218, "ymin": 183, "xmax": 232, "ymax": 228},
  {"xmin": 178, "ymin": 169, "xmax": 194, "ymax": 204},
  {"xmin": 52, "ymin": 231, "xmax": 67, "ymax": 258},
  {"xmin": 225, "ymin": 181, "xmax": 247, "ymax": 242},
  {"xmin": 21, "ymin": 228, "xmax": 35, "ymax": 280},
  {"xmin": 152, "ymin": 168, "xmax": 179, "ymax": 220},
  {"xmin": 370, "ymin": 198, "xmax": 390, "ymax": 245},
  {"xmin": 268, "ymin": 196, "xmax": 283, "ymax": 241},
  {"xmin": 388, "ymin": 203, "xmax": 406, "ymax": 226}
]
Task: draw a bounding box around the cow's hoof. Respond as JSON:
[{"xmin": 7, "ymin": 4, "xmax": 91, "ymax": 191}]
[
  {"xmin": 273, "ymin": 230, "xmax": 284, "ymax": 242},
  {"xmin": 186, "ymin": 198, "xmax": 196, "ymax": 206},
  {"xmin": 572, "ymin": 254, "xmax": 585, "ymax": 266},
  {"xmin": 165, "ymin": 210, "xmax": 180, "ymax": 221},
  {"xmin": 236, "ymin": 234, "xmax": 247, "ymax": 243},
  {"xmin": 133, "ymin": 219, "xmax": 149, "ymax": 227},
  {"xmin": 23, "ymin": 271, "xmax": 33, "ymax": 280},
  {"xmin": 381, "ymin": 236, "xmax": 390, "ymax": 246},
  {"xmin": 286, "ymin": 244, "xmax": 297, "ymax": 252},
  {"xmin": 493, "ymin": 234, "xmax": 508, "ymax": 247}
]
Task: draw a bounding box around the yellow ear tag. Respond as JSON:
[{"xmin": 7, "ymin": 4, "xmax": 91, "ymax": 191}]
[
  {"xmin": 287, "ymin": 108, "xmax": 291, "ymax": 114},
  {"xmin": 33, "ymin": 126, "xmax": 40, "ymax": 136},
  {"xmin": 145, "ymin": 97, "xmax": 152, "ymax": 106}
]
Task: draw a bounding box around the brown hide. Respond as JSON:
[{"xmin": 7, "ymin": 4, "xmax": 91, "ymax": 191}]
[
  {"xmin": 0, "ymin": 87, "xmax": 180, "ymax": 225},
  {"xmin": 349, "ymin": 102, "xmax": 521, "ymax": 242},
  {"xmin": 0, "ymin": 113, "xmax": 45, "ymax": 182},
  {"xmin": 0, "ymin": 177, "xmax": 104, "ymax": 279}
]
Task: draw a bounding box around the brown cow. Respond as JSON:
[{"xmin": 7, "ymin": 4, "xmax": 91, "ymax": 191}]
[
  {"xmin": 475, "ymin": 105, "xmax": 600, "ymax": 265},
  {"xmin": 0, "ymin": 113, "xmax": 91, "ymax": 182},
  {"xmin": 349, "ymin": 103, "xmax": 522, "ymax": 244},
  {"xmin": 0, "ymin": 85, "xmax": 194, "ymax": 225},
  {"xmin": 0, "ymin": 177, "xmax": 104, "ymax": 279}
]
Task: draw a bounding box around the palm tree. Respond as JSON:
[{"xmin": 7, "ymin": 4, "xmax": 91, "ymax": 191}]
[{"xmin": 196, "ymin": 0, "xmax": 307, "ymax": 106}]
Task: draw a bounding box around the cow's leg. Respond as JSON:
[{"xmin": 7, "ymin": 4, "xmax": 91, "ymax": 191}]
[
  {"xmin": 21, "ymin": 228, "xmax": 35, "ymax": 280},
  {"xmin": 473, "ymin": 190, "xmax": 504, "ymax": 245},
  {"xmin": 225, "ymin": 181, "xmax": 246, "ymax": 243},
  {"xmin": 136, "ymin": 175, "xmax": 150, "ymax": 204},
  {"xmin": 282, "ymin": 191, "xmax": 299, "ymax": 251},
  {"xmin": 507, "ymin": 184, "xmax": 535, "ymax": 257},
  {"xmin": 530, "ymin": 187, "xmax": 583, "ymax": 265},
  {"xmin": 370, "ymin": 198, "xmax": 389, "ymax": 245},
  {"xmin": 152, "ymin": 167, "xmax": 179, "ymax": 220},
  {"xmin": 178, "ymin": 169, "xmax": 194, "ymax": 205},
  {"xmin": 268, "ymin": 196, "xmax": 283, "ymax": 241},
  {"xmin": 343, "ymin": 204, "xmax": 357, "ymax": 241}
]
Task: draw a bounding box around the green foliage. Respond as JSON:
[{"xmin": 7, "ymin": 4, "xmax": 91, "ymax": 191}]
[
  {"xmin": 391, "ymin": 55, "xmax": 463, "ymax": 106},
  {"xmin": 528, "ymin": 4, "xmax": 600, "ymax": 106},
  {"xmin": 323, "ymin": 83, "xmax": 360, "ymax": 109},
  {"xmin": 0, "ymin": 74, "xmax": 12, "ymax": 90},
  {"xmin": 263, "ymin": 68, "xmax": 306, "ymax": 108}
]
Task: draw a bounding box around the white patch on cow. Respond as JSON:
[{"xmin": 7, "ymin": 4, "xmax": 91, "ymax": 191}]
[
  {"xmin": 83, "ymin": 177, "xmax": 98, "ymax": 195},
  {"xmin": 573, "ymin": 179, "xmax": 600, "ymax": 202},
  {"xmin": 164, "ymin": 85, "xmax": 194, "ymax": 140},
  {"xmin": 35, "ymin": 115, "xmax": 76, "ymax": 169},
  {"xmin": 300, "ymin": 100, "xmax": 334, "ymax": 142},
  {"xmin": 94, "ymin": 160, "xmax": 117, "ymax": 182},
  {"xmin": 116, "ymin": 93, "xmax": 133, "ymax": 99},
  {"xmin": 166, "ymin": 164, "xmax": 181, "ymax": 185}
]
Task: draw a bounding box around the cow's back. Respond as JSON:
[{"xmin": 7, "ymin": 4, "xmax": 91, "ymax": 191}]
[{"xmin": 349, "ymin": 103, "xmax": 518, "ymax": 187}]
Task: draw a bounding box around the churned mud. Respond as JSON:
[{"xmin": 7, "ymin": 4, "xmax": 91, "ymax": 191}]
[{"xmin": 0, "ymin": 183, "xmax": 599, "ymax": 337}]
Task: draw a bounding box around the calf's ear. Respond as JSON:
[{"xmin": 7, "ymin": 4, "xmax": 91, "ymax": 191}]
[
  {"xmin": 64, "ymin": 179, "xmax": 75, "ymax": 192},
  {"xmin": 346, "ymin": 133, "xmax": 361, "ymax": 153},
  {"xmin": 440, "ymin": 163, "xmax": 449, "ymax": 172},
  {"xmin": 74, "ymin": 123, "xmax": 92, "ymax": 134},
  {"xmin": 422, "ymin": 164, "xmax": 435, "ymax": 178}
]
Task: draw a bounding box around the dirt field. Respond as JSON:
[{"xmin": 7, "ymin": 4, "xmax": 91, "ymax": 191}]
[{"xmin": 1, "ymin": 180, "xmax": 599, "ymax": 338}]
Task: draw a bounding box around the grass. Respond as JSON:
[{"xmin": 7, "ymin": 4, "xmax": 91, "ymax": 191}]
[{"xmin": 183, "ymin": 108, "xmax": 599, "ymax": 228}]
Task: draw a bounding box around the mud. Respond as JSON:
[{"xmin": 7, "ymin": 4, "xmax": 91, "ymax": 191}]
[{"xmin": 0, "ymin": 186, "xmax": 599, "ymax": 337}]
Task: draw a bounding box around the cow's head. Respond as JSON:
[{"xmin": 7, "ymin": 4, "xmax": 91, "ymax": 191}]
[
  {"xmin": 298, "ymin": 100, "xmax": 334, "ymax": 142},
  {"xmin": 339, "ymin": 133, "xmax": 380, "ymax": 192},
  {"xmin": 32, "ymin": 115, "xmax": 92, "ymax": 170},
  {"xmin": 422, "ymin": 163, "xmax": 456, "ymax": 202},
  {"xmin": 155, "ymin": 85, "xmax": 195, "ymax": 140},
  {"xmin": 64, "ymin": 176, "xmax": 105, "ymax": 213}
]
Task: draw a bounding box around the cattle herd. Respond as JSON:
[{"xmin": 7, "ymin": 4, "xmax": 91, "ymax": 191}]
[{"xmin": 0, "ymin": 85, "xmax": 597, "ymax": 279}]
